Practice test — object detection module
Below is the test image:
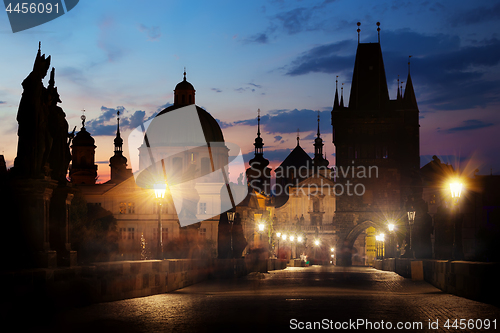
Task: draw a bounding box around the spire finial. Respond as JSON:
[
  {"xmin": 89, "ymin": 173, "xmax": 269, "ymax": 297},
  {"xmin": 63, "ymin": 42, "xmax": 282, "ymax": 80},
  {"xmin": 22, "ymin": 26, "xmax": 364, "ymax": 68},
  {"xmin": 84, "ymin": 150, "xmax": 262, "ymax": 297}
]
[
  {"xmin": 317, "ymin": 111, "xmax": 320, "ymax": 138},
  {"xmin": 297, "ymin": 128, "xmax": 300, "ymax": 146},
  {"xmin": 81, "ymin": 109, "xmax": 86, "ymax": 129},
  {"xmin": 357, "ymin": 22, "xmax": 361, "ymax": 44},
  {"xmin": 183, "ymin": 67, "xmax": 186, "ymax": 81},
  {"xmin": 333, "ymin": 75, "xmax": 339, "ymax": 109},
  {"xmin": 257, "ymin": 108, "xmax": 261, "ymax": 138},
  {"xmin": 377, "ymin": 22, "xmax": 381, "ymax": 43},
  {"xmin": 117, "ymin": 110, "xmax": 121, "ymax": 135},
  {"xmin": 340, "ymin": 83, "xmax": 344, "ymax": 107},
  {"xmin": 408, "ymin": 55, "xmax": 412, "ymax": 74}
]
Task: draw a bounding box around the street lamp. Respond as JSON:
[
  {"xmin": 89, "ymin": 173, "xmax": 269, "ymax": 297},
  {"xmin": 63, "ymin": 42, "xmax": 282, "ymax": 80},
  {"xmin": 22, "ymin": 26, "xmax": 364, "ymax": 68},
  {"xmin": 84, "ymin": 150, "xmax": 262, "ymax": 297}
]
[
  {"xmin": 375, "ymin": 233, "xmax": 385, "ymax": 259},
  {"xmin": 450, "ymin": 180, "xmax": 464, "ymax": 260},
  {"xmin": 154, "ymin": 184, "xmax": 166, "ymax": 260},
  {"xmin": 387, "ymin": 223, "xmax": 395, "ymax": 258},
  {"xmin": 227, "ymin": 211, "xmax": 236, "ymax": 258},
  {"xmin": 407, "ymin": 210, "xmax": 416, "ymax": 258}
]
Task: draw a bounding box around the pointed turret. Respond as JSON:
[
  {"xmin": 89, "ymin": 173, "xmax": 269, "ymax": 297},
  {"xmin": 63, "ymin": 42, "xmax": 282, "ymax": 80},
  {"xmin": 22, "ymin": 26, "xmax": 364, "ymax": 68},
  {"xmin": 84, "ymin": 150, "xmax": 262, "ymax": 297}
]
[
  {"xmin": 247, "ymin": 109, "xmax": 271, "ymax": 194},
  {"xmin": 348, "ymin": 40, "xmax": 390, "ymax": 112},
  {"xmin": 333, "ymin": 76, "xmax": 339, "ymax": 110},
  {"xmin": 313, "ymin": 112, "xmax": 329, "ymax": 169},
  {"xmin": 109, "ymin": 111, "xmax": 131, "ymax": 183},
  {"xmin": 404, "ymin": 57, "xmax": 418, "ymax": 110}
]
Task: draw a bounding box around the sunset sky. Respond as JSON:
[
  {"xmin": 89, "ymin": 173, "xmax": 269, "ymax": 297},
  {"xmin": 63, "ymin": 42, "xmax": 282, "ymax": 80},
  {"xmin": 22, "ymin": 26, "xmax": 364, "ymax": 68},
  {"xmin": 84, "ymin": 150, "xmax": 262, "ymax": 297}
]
[{"xmin": 1, "ymin": 0, "xmax": 499, "ymax": 182}]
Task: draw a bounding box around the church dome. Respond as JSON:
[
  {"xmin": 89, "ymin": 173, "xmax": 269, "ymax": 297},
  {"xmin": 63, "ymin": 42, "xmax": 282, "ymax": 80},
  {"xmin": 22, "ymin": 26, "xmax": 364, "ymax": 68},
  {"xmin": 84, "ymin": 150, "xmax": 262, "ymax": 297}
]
[
  {"xmin": 175, "ymin": 78, "xmax": 195, "ymax": 91},
  {"xmin": 156, "ymin": 104, "xmax": 224, "ymax": 143},
  {"xmin": 72, "ymin": 127, "xmax": 95, "ymax": 147}
]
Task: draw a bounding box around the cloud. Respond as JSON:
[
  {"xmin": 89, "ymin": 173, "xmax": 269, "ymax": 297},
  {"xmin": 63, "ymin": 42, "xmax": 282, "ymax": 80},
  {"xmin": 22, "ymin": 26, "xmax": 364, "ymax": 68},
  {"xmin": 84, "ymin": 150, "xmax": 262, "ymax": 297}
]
[
  {"xmin": 215, "ymin": 118, "xmax": 233, "ymax": 129},
  {"xmin": 450, "ymin": 3, "xmax": 500, "ymax": 26},
  {"xmin": 225, "ymin": 109, "xmax": 331, "ymax": 135},
  {"xmin": 97, "ymin": 16, "xmax": 123, "ymax": 63},
  {"xmin": 157, "ymin": 103, "xmax": 173, "ymax": 112},
  {"xmin": 243, "ymin": 148, "xmax": 295, "ymax": 165},
  {"xmin": 273, "ymin": 135, "xmax": 283, "ymax": 142},
  {"xmin": 286, "ymin": 39, "xmax": 357, "ymax": 76},
  {"xmin": 211, "ymin": 88, "xmax": 222, "ymax": 93},
  {"xmin": 442, "ymin": 119, "xmax": 494, "ymax": 133},
  {"xmin": 0, "ymin": 101, "xmax": 6, "ymax": 104},
  {"xmin": 285, "ymin": 30, "xmax": 500, "ymax": 110},
  {"xmin": 85, "ymin": 106, "xmax": 159, "ymax": 136},
  {"xmin": 245, "ymin": 33, "xmax": 269, "ymax": 44},
  {"xmin": 138, "ymin": 24, "xmax": 161, "ymax": 41},
  {"xmin": 234, "ymin": 83, "xmax": 263, "ymax": 93}
]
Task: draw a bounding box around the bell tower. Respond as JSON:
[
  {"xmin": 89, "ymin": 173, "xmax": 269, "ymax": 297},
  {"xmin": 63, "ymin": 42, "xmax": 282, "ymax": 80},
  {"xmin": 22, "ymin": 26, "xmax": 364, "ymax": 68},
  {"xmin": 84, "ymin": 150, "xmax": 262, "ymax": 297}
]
[{"xmin": 69, "ymin": 111, "xmax": 97, "ymax": 184}]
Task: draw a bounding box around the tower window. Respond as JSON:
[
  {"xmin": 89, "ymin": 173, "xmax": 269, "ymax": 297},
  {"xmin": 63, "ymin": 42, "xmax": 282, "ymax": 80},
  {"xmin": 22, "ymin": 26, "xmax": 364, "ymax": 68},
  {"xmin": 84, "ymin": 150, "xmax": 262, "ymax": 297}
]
[
  {"xmin": 199, "ymin": 228, "xmax": 207, "ymax": 238},
  {"xmin": 119, "ymin": 202, "xmax": 127, "ymax": 214},
  {"xmin": 199, "ymin": 202, "xmax": 207, "ymax": 214}
]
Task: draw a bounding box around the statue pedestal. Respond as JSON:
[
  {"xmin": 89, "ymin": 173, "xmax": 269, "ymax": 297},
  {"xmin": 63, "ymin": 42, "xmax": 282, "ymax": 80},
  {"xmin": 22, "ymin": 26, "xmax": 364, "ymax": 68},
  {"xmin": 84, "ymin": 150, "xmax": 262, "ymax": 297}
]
[
  {"xmin": 50, "ymin": 184, "xmax": 78, "ymax": 267},
  {"xmin": 12, "ymin": 178, "xmax": 58, "ymax": 268}
]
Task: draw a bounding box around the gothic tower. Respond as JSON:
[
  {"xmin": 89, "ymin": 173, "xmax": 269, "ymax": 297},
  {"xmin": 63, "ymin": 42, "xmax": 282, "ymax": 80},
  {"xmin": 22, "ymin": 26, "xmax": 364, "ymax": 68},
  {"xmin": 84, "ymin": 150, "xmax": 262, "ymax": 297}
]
[{"xmin": 331, "ymin": 23, "xmax": 420, "ymax": 256}]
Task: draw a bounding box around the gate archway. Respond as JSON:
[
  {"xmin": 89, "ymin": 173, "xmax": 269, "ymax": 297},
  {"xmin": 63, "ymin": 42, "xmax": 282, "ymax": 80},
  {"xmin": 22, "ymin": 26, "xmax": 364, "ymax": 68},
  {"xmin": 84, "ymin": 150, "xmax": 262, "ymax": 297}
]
[{"xmin": 340, "ymin": 220, "xmax": 384, "ymax": 266}]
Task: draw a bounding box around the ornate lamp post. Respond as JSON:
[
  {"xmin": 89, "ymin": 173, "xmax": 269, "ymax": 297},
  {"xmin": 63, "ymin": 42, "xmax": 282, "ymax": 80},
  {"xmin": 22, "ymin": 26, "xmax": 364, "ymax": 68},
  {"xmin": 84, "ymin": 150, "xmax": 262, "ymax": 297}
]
[
  {"xmin": 154, "ymin": 184, "xmax": 166, "ymax": 260},
  {"xmin": 227, "ymin": 211, "xmax": 236, "ymax": 258},
  {"xmin": 407, "ymin": 210, "xmax": 416, "ymax": 258},
  {"xmin": 276, "ymin": 232, "xmax": 281, "ymax": 259},
  {"xmin": 450, "ymin": 181, "xmax": 464, "ymax": 260}
]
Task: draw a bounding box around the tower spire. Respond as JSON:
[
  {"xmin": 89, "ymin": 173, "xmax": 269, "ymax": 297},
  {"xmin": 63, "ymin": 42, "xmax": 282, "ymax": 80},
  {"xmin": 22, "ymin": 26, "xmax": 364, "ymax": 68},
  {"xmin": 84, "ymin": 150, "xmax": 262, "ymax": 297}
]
[
  {"xmin": 297, "ymin": 128, "xmax": 300, "ymax": 146},
  {"xmin": 257, "ymin": 108, "xmax": 261, "ymax": 138},
  {"xmin": 377, "ymin": 22, "xmax": 381, "ymax": 43},
  {"xmin": 114, "ymin": 110, "xmax": 123, "ymax": 152},
  {"xmin": 357, "ymin": 22, "xmax": 361, "ymax": 44},
  {"xmin": 183, "ymin": 67, "xmax": 186, "ymax": 81},
  {"xmin": 317, "ymin": 111, "xmax": 321, "ymax": 138},
  {"xmin": 333, "ymin": 76, "xmax": 339, "ymax": 109},
  {"xmin": 408, "ymin": 55, "xmax": 412, "ymax": 74}
]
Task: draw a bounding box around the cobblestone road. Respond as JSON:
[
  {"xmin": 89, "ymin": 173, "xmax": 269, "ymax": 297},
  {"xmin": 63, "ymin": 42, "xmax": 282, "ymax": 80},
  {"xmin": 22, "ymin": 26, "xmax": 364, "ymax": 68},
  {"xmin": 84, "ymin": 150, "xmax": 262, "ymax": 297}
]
[{"xmin": 12, "ymin": 266, "xmax": 500, "ymax": 332}]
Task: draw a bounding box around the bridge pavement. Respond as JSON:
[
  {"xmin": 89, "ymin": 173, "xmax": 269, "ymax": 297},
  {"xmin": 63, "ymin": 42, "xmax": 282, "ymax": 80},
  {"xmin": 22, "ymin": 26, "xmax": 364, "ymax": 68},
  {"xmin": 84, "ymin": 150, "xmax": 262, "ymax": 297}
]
[{"xmin": 10, "ymin": 266, "xmax": 500, "ymax": 332}]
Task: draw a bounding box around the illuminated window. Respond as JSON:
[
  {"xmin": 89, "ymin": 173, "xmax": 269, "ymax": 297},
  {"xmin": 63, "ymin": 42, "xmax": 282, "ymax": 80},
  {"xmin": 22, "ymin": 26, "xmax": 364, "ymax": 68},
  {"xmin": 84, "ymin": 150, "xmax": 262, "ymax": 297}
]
[
  {"xmin": 128, "ymin": 202, "xmax": 135, "ymax": 214},
  {"xmin": 119, "ymin": 203, "xmax": 127, "ymax": 214}
]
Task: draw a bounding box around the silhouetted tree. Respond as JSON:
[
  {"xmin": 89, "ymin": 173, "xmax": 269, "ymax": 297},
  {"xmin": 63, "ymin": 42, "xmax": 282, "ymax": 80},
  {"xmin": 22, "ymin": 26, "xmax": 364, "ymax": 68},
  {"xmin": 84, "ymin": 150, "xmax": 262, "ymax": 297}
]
[{"xmin": 70, "ymin": 191, "xmax": 118, "ymax": 264}]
